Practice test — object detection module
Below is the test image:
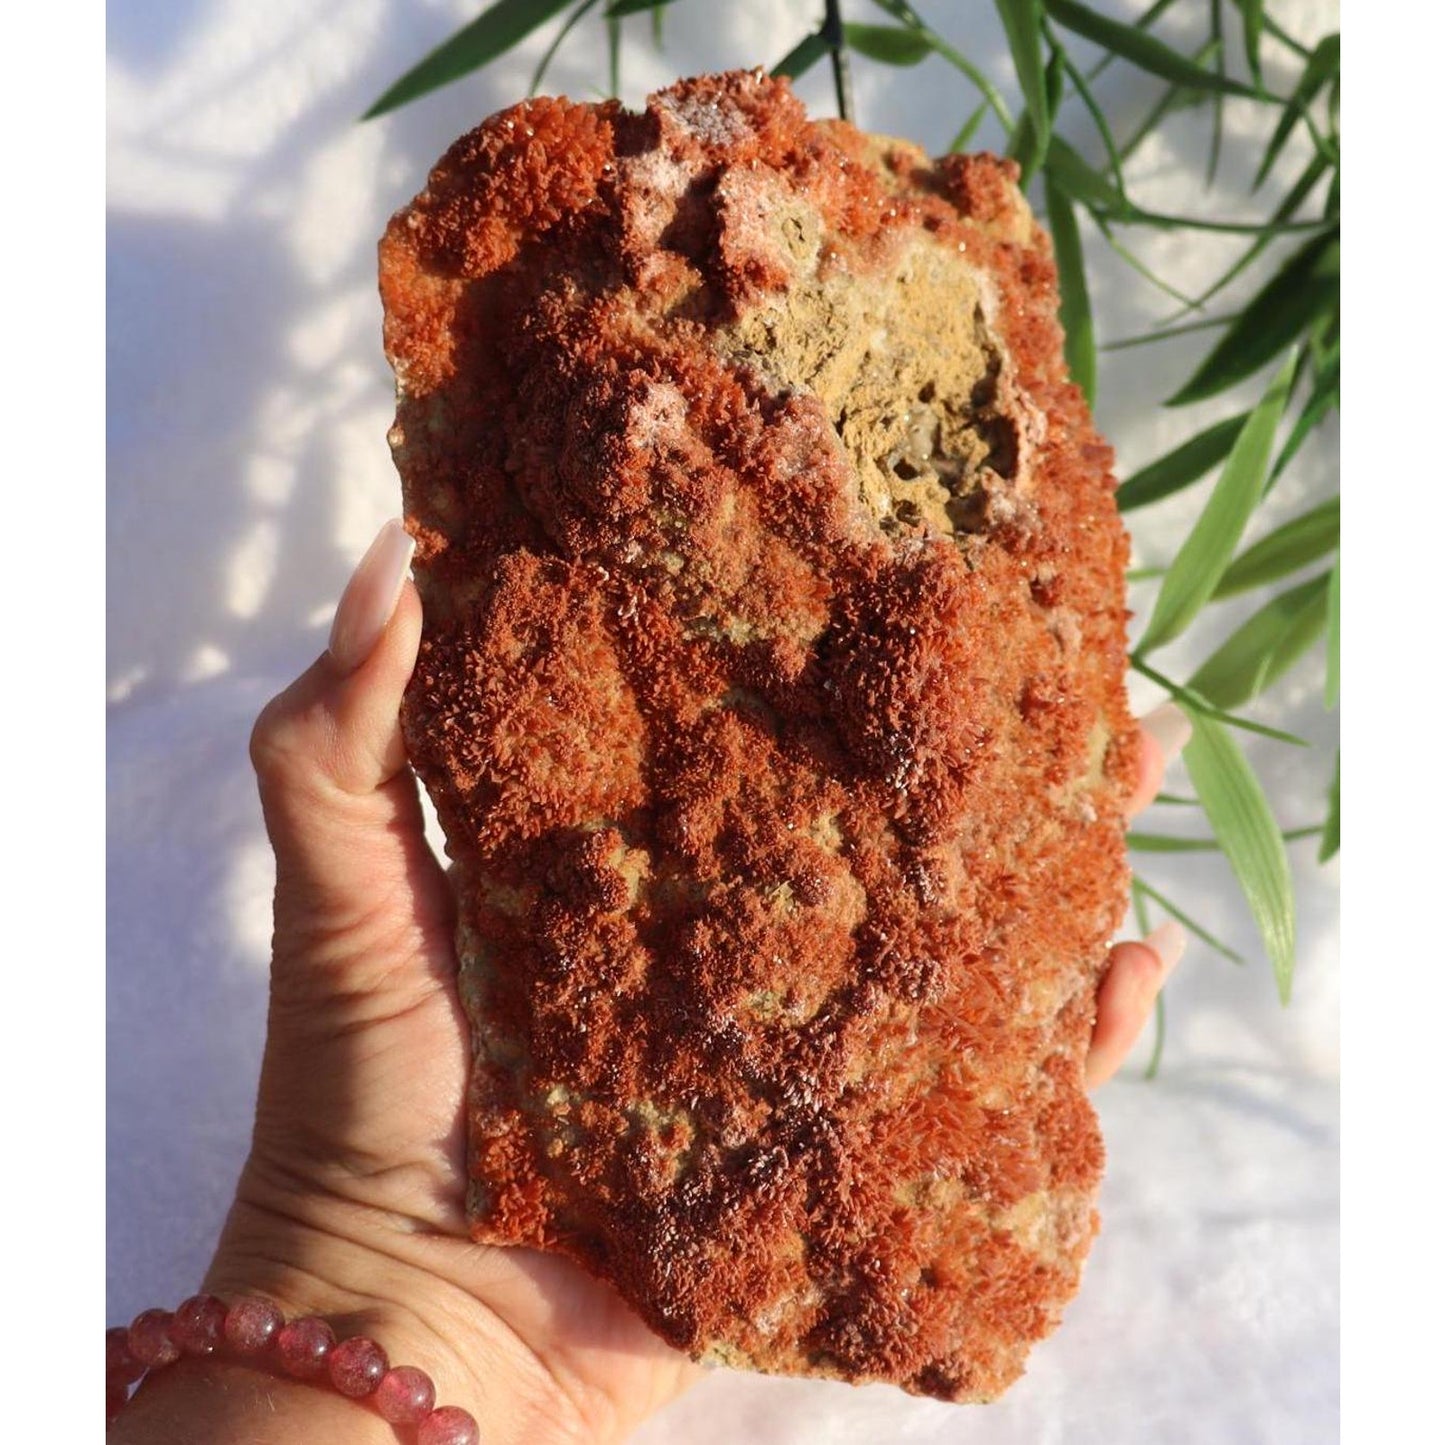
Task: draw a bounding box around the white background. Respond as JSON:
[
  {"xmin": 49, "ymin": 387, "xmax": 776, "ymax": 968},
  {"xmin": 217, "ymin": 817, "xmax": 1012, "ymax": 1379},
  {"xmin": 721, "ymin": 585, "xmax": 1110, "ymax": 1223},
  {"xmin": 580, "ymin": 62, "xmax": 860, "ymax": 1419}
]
[{"xmin": 107, "ymin": 2, "xmax": 1339, "ymax": 1440}]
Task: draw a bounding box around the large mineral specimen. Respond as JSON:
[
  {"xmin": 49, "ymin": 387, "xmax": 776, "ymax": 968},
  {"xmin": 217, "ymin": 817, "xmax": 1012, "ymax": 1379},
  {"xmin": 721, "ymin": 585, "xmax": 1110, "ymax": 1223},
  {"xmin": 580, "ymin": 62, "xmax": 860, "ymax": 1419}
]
[{"xmin": 379, "ymin": 71, "xmax": 1139, "ymax": 1402}]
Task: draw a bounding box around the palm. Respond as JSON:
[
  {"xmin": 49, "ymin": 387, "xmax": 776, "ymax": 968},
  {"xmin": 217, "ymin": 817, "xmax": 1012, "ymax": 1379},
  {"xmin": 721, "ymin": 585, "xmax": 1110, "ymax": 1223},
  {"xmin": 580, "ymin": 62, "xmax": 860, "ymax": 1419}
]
[{"xmin": 251, "ymin": 765, "xmax": 698, "ymax": 1439}]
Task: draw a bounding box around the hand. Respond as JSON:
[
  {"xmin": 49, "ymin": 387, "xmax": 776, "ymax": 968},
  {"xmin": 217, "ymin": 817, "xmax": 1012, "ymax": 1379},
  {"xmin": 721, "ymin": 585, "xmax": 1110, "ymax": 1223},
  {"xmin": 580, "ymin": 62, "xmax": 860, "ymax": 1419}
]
[
  {"xmin": 1085, "ymin": 704, "xmax": 1190, "ymax": 1089},
  {"xmin": 118, "ymin": 521, "xmax": 1186, "ymax": 1443}
]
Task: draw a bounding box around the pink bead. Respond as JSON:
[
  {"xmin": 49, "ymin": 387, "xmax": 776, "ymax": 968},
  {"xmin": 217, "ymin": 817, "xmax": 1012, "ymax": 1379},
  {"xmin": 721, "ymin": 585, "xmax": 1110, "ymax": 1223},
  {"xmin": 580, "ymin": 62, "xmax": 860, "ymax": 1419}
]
[
  {"xmin": 327, "ymin": 1335, "xmax": 388, "ymax": 1397},
  {"xmin": 418, "ymin": 1404, "xmax": 481, "ymax": 1445},
  {"xmin": 107, "ymin": 1326, "xmax": 146, "ymax": 1385},
  {"xmin": 128, "ymin": 1308, "xmax": 180, "ymax": 1368},
  {"xmin": 224, "ymin": 1295, "xmax": 284, "ymax": 1354},
  {"xmin": 375, "ymin": 1365, "xmax": 436, "ymax": 1424},
  {"xmin": 275, "ymin": 1315, "xmax": 335, "ymax": 1378},
  {"xmin": 169, "ymin": 1293, "xmax": 228, "ymax": 1354}
]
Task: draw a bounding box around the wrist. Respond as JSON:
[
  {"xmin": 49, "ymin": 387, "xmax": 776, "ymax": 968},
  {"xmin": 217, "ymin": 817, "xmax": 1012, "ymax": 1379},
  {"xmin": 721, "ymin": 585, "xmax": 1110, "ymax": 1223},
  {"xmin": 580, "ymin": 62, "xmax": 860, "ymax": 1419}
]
[{"xmin": 175, "ymin": 1180, "xmax": 589, "ymax": 1445}]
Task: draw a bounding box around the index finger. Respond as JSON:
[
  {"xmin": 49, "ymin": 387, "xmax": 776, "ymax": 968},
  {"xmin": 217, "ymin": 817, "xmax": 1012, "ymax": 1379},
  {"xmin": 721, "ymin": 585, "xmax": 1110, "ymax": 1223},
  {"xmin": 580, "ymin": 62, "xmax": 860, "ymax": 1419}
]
[{"xmin": 1125, "ymin": 704, "xmax": 1192, "ymax": 821}]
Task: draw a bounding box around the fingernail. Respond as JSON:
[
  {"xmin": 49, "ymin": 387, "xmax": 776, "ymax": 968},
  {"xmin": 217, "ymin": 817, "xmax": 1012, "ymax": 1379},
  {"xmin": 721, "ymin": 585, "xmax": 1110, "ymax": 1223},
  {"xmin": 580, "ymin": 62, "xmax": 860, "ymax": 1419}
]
[
  {"xmin": 328, "ymin": 520, "xmax": 415, "ymax": 675},
  {"xmin": 1141, "ymin": 702, "xmax": 1191, "ymax": 764},
  {"xmin": 1144, "ymin": 920, "xmax": 1187, "ymax": 977}
]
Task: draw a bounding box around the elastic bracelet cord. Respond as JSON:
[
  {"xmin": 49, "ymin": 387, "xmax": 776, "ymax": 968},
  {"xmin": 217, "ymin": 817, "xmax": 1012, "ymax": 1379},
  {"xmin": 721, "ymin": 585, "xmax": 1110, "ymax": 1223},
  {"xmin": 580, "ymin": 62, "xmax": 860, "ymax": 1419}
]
[{"xmin": 107, "ymin": 1293, "xmax": 480, "ymax": 1444}]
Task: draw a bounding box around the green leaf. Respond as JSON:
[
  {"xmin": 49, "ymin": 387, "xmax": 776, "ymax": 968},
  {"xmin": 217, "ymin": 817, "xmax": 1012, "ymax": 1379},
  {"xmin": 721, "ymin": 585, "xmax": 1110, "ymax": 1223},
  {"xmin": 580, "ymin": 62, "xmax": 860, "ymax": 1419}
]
[
  {"xmin": 1214, "ymin": 497, "xmax": 1339, "ymax": 599},
  {"xmin": 1129, "ymin": 657, "xmax": 1310, "ymax": 747},
  {"xmin": 1139, "ymin": 354, "xmax": 1297, "ymax": 654},
  {"xmin": 1045, "ymin": 177, "xmax": 1095, "ymax": 406},
  {"xmin": 1129, "ymin": 832, "xmax": 1222, "ymax": 853},
  {"xmin": 1057, "ymin": 48, "xmax": 1126, "ymax": 195},
  {"xmin": 1104, "ymin": 312, "xmax": 1234, "ymax": 353},
  {"xmin": 1269, "ymin": 346, "xmax": 1339, "ymax": 484},
  {"xmin": 1319, "ymin": 752, "xmax": 1340, "ymax": 862},
  {"xmin": 1117, "ymin": 413, "xmax": 1249, "ymax": 512},
  {"xmin": 1134, "ymin": 877, "xmax": 1247, "ymax": 965},
  {"xmin": 605, "ymin": 0, "xmax": 679, "ymax": 15},
  {"xmin": 1187, "ymin": 152, "xmax": 1330, "ymax": 315},
  {"xmin": 773, "ymin": 29, "xmax": 829, "ymax": 80},
  {"xmin": 1129, "ymin": 825, "xmax": 1323, "ymax": 853},
  {"xmin": 996, "ymin": 0, "xmax": 1053, "ymax": 180},
  {"xmin": 1046, "ymin": 135, "xmax": 1126, "ymax": 213},
  {"xmin": 1168, "ymin": 230, "xmax": 1337, "ymax": 405},
  {"xmin": 1188, "ymin": 571, "xmax": 1332, "ymax": 710},
  {"xmin": 1044, "ymin": 0, "xmax": 1263, "ymax": 99},
  {"xmin": 530, "ymin": 0, "xmax": 603, "ymax": 95},
  {"xmin": 1207, "ymin": 0, "xmax": 1224, "ymax": 186},
  {"xmin": 1325, "ymin": 562, "xmax": 1340, "ymax": 709},
  {"xmin": 866, "ymin": 0, "xmax": 1016, "ymax": 130},
  {"xmin": 1240, "ymin": 0, "xmax": 1264, "ymax": 85},
  {"xmin": 1087, "ymin": 0, "xmax": 1182, "ymax": 79},
  {"xmin": 950, "ymin": 100, "xmax": 990, "ymax": 152},
  {"xmin": 844, "ymin": 22, "xmax": 933, "ymax": 65},
  {"xmin": 606, "ymin": 11, "xmax": 621, "ymax": 97},
  {"xmin": 1118, "ymin": 36, "xmax": 1221, "ymax": 164},
  {"xmin": 1145, "ymin": 990, "xmax": 1166, "ymax": 1079},
  {"xmin": 364, "ymin": 0, "xmax": 576, "ymax": 119},
  {"xmin": 1255, "ymin": 34, "xmax": 1340, "ymax": 189},
  {"xmin": 1182, "ymin": 710, "xmax": 1296, "ymax": 1003}
]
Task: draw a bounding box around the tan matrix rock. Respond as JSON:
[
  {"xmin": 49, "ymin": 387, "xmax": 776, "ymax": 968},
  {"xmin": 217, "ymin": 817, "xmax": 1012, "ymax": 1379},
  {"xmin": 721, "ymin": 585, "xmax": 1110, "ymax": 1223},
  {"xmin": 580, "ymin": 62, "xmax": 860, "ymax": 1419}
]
[{"xmin": 380, "ymin": 71, "xmax": 1139, "ymax": 1402}]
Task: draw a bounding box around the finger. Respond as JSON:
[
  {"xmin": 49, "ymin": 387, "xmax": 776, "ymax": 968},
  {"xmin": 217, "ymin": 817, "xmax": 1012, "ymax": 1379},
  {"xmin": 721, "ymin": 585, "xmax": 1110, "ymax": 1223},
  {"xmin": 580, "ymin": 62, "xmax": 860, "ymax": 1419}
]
[
  {"xmin": 1084, "ymin": 921, "xmax": 1186, "ymax": 1090},
  {"xmin": 249, "ymin": 521, "xmax": 442, "ymax": 933},
  {"xmin": 1126, "ymin": 703, "xmax": 1191, "ymax": 821}
]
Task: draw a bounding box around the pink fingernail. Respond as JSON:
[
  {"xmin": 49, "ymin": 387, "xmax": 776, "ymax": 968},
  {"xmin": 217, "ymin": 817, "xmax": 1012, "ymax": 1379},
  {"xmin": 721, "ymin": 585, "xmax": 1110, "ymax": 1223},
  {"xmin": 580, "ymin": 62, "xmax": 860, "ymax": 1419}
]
[
  {"xmin": 1141, "ymin": 702, "xmax": 1191, "ymax": 764},
  {"xmin": 327, "ymin": 520, "xmax": 415, "ymax": 675},
  {"xmin": 1144, "ymin": 920, "xmax": 1187, "ymax": 976}
]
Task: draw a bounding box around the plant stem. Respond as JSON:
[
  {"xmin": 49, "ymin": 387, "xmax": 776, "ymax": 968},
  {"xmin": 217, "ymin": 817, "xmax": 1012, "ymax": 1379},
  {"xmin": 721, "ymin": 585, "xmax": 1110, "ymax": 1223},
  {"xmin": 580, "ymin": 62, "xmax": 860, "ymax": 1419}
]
[{"xmin": 823, "ymin": 0, "xmax": 856, "ymax": 123}]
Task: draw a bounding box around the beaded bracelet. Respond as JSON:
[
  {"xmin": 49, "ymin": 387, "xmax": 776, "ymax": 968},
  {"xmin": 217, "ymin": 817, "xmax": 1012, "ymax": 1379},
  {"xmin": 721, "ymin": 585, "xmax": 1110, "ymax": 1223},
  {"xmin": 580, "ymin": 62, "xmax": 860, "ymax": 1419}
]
[{"xmin": 107, "ymin": 1293, "xmax": 480, "ymax": 1443}]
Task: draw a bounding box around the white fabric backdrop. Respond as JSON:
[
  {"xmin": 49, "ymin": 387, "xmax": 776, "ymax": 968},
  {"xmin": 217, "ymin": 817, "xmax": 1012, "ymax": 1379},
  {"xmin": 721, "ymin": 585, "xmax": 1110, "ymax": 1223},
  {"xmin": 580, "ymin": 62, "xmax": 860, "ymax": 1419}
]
[{"xmin": 107, "ymin": 2, "xmax": 1339, "ymax": 1440}]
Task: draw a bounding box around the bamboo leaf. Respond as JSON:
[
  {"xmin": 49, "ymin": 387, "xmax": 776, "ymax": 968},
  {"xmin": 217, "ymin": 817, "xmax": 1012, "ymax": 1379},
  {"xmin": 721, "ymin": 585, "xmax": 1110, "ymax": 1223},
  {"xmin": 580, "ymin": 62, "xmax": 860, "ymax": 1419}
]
[
  {"xmin": 530, "ymin": 0, "xmax": 603, "ymax": 95},
  {"xmin": 868, "ymin": 0, "xmax": 1016, "ymax": 129},
  {"xmin": 844, "ymin": 22, "xmax": 933, "ymax": 66},
  {"xmin": 1255, "ymin": 34, "xmax": 1341, "ymax": 189},
  {"xmin": 364, "ymin": 0, "xmax": 575, "ymax": 119},
  {"xmin": 1134, "ymin": 877, "xmax": 1247, "ymax": 965},
  {"xmin": 774, "ymin": 29, "xmax": 829, "ymax": 80},
  {"xmin": 1240, "ymin": 0, "xmax": 1264, "ymax": 85},
  {"xmin": 605, "ymin": 0, "xmax": 679, "ymax": 15},
  {"xmin": 1129, "ymin": 825, "xmax": 1322, "ymax": 853},
  {"xmin": 1183, "ymin": 710, "xmax": 1296, "ymax": 1003},
  {"xmin": 606, "ymin": 11, "xmax": 621, "ymax": 97},
  {"xmin": 1046, "ymin": 135, "xmax": 1127, "ymax": 213},
  {"xmin": 1169, "ymin": 230, "xmax": 1337, "ymax": 405},
  {"xmin": 1057, "ymin": 48, "xmax": 1126, "ymax": 195},
  {"xmin": 1044, "ymin": 0, "xmax": 1263, "ymax": 99},
  {"xmin": 950, "ymin": 100, "xmax": 990, "ymax": 152},
  {"xmin": 1186, "ymin": 152, "xmax": 1329, "ymax": 315},
  {"xmin": 1213, "ymin": 497, "xmax": 1340, "ymax": 598},
  {"xmin": 1269, "ymin": 349, "xmax": 1339, "ymax": 484},
  {"xmin": 1118, "ymin": 37, "xmax": 1221, "ymax": 164},
  {"xmin": 1319, "ymin": 753, "xmax": 1340, "ymax": 862},
  {"xmin": 1130, "ymin": 657, "xmax": 1310, "ymax": 747},
  {"xmin": 996, "ymin": 0, "xmax": 1053, "ymax": 180},
  {"xmin": 1325, "ymin": 563, "xmax": 1340, "ymax": 709},
  {"xmin": 1087, "ymin": 0, "xmax": 1181, "ymax": 78},
  {"xmin": 1208, "ymin": 0, "xmax": 1224, "ymax": 185},
  {"xmin": 1045, "ymin": 177, "xmax": 1096, "ymax": 406},
  {"xmin": 1116, "ymin": 413, "xmax": 1249, "ymax": 512},
  {"xmin": 1139, "ymin": 354, "xmax": 1298, "ymax": 655},
  {"xmin": 1104, "ymin": 312, "xmax": 1234, "ymax": 353},
  {"xmin": 1188, "ymin": 571, "xmax": 1332, "ymax": 710}
]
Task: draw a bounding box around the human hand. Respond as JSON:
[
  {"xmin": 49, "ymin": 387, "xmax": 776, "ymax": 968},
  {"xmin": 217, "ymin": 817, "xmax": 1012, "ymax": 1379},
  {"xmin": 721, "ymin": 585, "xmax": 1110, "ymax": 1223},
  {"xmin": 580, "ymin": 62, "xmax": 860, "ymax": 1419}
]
[{"xmin": 117, "ymin": 520, "xmax": 1185, "ymax": 1443}]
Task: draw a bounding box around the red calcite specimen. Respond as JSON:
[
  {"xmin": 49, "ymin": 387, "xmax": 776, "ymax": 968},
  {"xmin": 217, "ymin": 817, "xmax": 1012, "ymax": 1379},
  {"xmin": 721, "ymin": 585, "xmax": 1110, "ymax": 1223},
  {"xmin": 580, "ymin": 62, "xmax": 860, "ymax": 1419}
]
[{"xmin": 380, "ymin": 71, "xmax": 1138, "ymax": 1402}]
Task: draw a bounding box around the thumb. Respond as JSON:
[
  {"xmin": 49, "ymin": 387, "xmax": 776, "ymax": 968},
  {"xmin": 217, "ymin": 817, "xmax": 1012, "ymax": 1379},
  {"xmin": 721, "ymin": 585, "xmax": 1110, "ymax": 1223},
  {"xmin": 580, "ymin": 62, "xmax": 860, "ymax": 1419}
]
[{"xmin": 249, "ymin": 521, "xmax": 442, "ymax": 950}]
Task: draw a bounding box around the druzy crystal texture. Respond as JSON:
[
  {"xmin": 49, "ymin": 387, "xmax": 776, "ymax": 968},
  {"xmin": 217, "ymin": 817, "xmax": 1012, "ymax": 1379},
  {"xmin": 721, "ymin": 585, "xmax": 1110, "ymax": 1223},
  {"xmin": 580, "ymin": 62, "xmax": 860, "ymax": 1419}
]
[{"xmin": 380, "ymin": 71, "xmax": 1139, "ymax": 1401}]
